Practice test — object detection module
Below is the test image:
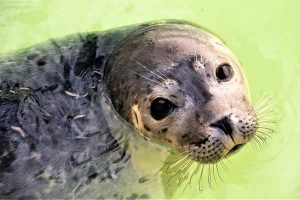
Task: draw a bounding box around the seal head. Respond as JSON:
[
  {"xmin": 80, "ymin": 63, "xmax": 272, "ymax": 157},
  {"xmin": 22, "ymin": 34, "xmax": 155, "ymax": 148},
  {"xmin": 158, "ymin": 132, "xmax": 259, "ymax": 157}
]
[{"xmin": 104, "ymin": 23, "xmax": 257, "ymax": 164}]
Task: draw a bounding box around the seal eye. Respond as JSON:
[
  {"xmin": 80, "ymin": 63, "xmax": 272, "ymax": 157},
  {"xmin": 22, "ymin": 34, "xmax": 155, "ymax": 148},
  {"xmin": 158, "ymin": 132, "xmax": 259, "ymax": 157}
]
[
  {"xmin": 150, "ymin": 97, "xmax": 175, "ymax": 120},
  {"xmin": 216, "ymin": 64, "xmax": 233, "ymax": 82}
]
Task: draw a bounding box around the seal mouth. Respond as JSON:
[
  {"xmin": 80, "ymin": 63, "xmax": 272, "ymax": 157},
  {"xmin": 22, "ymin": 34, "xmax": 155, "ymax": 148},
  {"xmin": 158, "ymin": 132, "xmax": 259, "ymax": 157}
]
[{"xmin": 226, "ymin": 144, "xmax": 244, "ymax": 157}]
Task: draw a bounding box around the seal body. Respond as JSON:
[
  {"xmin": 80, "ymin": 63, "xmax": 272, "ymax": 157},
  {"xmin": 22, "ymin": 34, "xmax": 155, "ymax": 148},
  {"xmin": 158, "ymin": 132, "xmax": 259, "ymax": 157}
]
[
  {"xmin": 0, "ymin": 20, "xmax": 257, "ymax": 198},
  {"xmin": 0, "ymin": 22, "xmax": 166, "ymax": 199}
]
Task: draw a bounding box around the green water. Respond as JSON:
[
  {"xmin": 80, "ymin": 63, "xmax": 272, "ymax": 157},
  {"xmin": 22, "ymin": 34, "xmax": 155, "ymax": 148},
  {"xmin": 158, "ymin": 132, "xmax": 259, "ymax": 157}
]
[{"xmin": 0, "ymin": 0, "xmax": 299, "ymax": 198}]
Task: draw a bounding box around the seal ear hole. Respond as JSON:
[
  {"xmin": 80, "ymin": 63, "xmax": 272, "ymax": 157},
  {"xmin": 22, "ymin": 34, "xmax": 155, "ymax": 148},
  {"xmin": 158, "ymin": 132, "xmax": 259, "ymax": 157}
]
[
  {"xmin": 150, "ymin": 97, "xmax": 175, "ymax": 120},
  {"xmin": 216, "ymin": 64, "xmax": 233, "ymax": 82}
]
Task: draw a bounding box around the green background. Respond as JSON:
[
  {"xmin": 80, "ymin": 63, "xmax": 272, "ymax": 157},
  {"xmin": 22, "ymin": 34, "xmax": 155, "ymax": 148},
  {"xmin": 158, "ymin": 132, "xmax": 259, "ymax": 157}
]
[{"xmin": 0, "ymin": 0, "xmax": 299, "ymax": 198}]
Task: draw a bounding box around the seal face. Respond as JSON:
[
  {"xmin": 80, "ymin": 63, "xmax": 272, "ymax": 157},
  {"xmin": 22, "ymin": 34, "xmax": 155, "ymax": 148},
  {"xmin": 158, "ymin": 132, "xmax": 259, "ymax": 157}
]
[{"xmin": 104, "ymin": 24, "xmax": 257, "ymax": 164}]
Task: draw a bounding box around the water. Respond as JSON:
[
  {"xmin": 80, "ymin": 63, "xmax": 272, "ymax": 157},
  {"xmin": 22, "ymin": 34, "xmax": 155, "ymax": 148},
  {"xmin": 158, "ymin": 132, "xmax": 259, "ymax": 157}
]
[{"xmin": 0, "ymin": 0, "xmax": 299, "ymax": 198}]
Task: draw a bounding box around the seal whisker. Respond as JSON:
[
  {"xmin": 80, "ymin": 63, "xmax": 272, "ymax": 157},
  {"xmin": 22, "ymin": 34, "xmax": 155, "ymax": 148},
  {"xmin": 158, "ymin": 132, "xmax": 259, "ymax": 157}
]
[
  {"xmin": 134, "ymin": 59, "xmax": 166, "ymax": 81},
  {"xmin": 220, "ymin": 160, "xmax": 230, "ymax": 172},
  {"xmin": 166, "ymin": 155, "xmax": 190, "ymax": 173},
  {"xmin": 212, "ymin": 164, "xmax": 218, "ymax": 185},
  {"xmin": 256, "ymin": 126, "xmax": 274, "ymax": 133},
  {"xmin": 253, "ymin": 94, "xmax": 274, "ymax": 110},
  {"xmin": 255, "ymin": 100, "xmax": 275, "ymax": 111},
  {"xmin": 161, "ymin": 155, "xmax": 192, "ymax": 188},
  {"xmin": 166, "ymin": 171, "xmax": 178, "ymax": 186},
  {"xmin": 252, "ymin": 136, "xmax": 262, "ymax": 148},
  {"xmin": 216, "ymin": 163, "xmax": 224, "ymax": 183},
  {"xmin": 225, "ymin": 158, "xmax": 232, "ymax": 165},
  {"xmin": 258, "ymin": 120, "xmax": 277, "ymax": 124},
  {"xmin": 257, "ymin": 124, "xmax": 275, "ymax": 132},
  {"xmin": 181, "ymin": 162, "xmax": 196, "ymax": 194},
  {"xmin": 207, "ymin": 164, "xmax": 213, "ymax": 190},
  {"xmin": 256, "ymin": 136, "xmax": 268, "ymax": 147},
  {"xmin": 252, "ymin": 135, "xmax": 262, "ymax": 149},
  {"xmin": 209, "ymin": 164, "xmax": 217, "ymax": 189},
  {"xmin": 256, "ymin": 130, "xmax": 272, "ymax": 138},
  {"xmin": 198, "ymin": 164, "xmax": 205, "ymax": 191},
  {"xmin": 126, "ymin": 70, "xmax": 161, "ymax": 84},
  {"xmin": 255, "ymin": 134, "xmax": 268, "ymax": 145},
  {"xmin": 249, "ymin": 139, "xmax": 255, "ymax": 148},
  {"xmin": 154, "ymin": 163, "xmax": 167, "ymax": 179},
  {"xmin": 178, "ymin": 156, "xmax": 193, "ymax": 174},
  {"xmin": 166, "ymin": 157, "xmax": 191, "ymax": 185},
  {"xmin": 254, "ymin": 97, "xmax": 274, "ymax": 108},
  {"xmin": 254, "ymin": 98, "xmax": 272, "ymax": 112},
  {"xmin": 252, "ymin": 136, "xmax": 263, "ymax": 148},
  {"xmin": 253, "ymin": 95, "xmax": 277, "ymax": 126},
  {"xmin": 255, "ymin": 134, "xmax": 266, "ymax": 142},
  {"xmin": 186, "ymin": 163, "xmax": 200, "ymax": 190},
  {"xmin": 162, "ymin": 149, "xmax": 173, "ymax": 155},
  {"xmin": 256, "ymin": 115, "xmax": 276, "ymax": 121},
  {"xmin": 245, "ymin": 98, "xmax": 274, "ymax": 121},
  {"xmin": 177, "ymin": 159, "xmax": 194, "ymax": 186},
  {"xmin": 255, "ymin": 110, "xmax": 277, "ymax": 117},
  {"xmin": 178, "ymin": 149, "xmax": 191, "ymax": 156},
  {"xmin": 153, "ymin": 68, "xmax": 168, "ymax": 79},
  {"xmin": 250, "ymin": 139, "xmax": 258, "ymax": 150},
  {"xmin": 255, "ymin": 104, "xmax": 275, "ymax": 116},
  {"xmin": 164, "ymin": 153, "xmax": 189, "ymax": 165}
]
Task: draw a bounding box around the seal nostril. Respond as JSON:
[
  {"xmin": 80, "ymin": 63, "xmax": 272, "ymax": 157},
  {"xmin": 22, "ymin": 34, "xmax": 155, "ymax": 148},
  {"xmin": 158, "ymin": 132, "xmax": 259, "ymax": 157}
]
[{"xmin": 210, "ymin": 116, "xmax": 233, "ymax": 136}]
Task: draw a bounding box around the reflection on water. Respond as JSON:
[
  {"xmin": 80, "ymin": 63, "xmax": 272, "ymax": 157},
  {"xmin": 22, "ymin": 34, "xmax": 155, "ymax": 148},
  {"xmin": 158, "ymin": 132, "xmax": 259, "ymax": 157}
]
[{"xmin": 0, "ymin": 1, "xmax": 299, "ymax": 198}]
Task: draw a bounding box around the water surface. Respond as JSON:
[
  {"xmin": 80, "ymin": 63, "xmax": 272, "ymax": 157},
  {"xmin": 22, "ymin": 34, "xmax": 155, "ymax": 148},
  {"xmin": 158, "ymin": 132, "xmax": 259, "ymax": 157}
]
[{"xmin": 0, "ymin": 0, "xmax": 299, "ymax": 198}]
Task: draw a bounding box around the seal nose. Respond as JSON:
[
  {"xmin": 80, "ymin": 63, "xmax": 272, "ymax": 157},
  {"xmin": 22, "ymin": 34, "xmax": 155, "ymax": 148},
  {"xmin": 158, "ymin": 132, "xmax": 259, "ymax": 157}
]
[{"xmin": 210, "ymin": 116, "xmax": 233, "ymax": 136}]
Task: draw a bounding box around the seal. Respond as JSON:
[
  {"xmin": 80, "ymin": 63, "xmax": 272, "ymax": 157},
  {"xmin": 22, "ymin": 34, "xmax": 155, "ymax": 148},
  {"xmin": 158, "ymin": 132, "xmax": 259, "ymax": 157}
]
[{"xmin": 0, "ymin": 20, "xmax": 258, "ymax": 199}]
